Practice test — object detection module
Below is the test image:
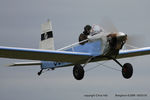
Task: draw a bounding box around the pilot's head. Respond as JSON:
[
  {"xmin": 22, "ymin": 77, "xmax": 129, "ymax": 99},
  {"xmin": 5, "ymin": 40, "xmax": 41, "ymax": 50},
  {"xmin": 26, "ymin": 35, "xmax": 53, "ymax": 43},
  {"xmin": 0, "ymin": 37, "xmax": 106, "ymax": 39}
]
[{"xmin": 84, "ymin": 25, "xmax": 92, "ymax": 35}]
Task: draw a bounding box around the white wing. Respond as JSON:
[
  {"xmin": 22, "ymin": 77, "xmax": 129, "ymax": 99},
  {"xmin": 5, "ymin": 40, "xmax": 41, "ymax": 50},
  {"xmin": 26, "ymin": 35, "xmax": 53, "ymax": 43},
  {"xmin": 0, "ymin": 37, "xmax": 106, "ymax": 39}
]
[
  {"xmin": 91, "ymin": 47, "xmax": 150, "ymax": 62},
  {"xmin": 1, "ymin": 46, "xmax": 150, "ymax": 65},
  {"xmin": 0, "ymin": 46, "xmax": 92, "ymax": 64},
  {"xmin": 118, "ymin": 47, "xmax": 150, "ymax": 59}
]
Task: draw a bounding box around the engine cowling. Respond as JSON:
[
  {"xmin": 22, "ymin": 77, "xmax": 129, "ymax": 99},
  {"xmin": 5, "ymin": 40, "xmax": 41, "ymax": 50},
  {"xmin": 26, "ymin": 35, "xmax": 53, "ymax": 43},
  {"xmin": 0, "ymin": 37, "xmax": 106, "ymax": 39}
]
[{"xmin": 107, "ymin": 32, "xmax": 127, "ymax": 50}]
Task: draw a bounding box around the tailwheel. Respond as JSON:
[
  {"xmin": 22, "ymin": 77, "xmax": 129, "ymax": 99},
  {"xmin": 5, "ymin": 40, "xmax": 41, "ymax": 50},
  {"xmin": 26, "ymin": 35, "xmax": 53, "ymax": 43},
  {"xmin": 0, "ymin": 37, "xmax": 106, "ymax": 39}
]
[
  {"xmin": 73, "ymin": 64, "xmax": 84, "ymax": 80},
  {"xmin": 122, "ymin": 63, "xmax": 133, "ymax": 79},
  {"xmin": 37, "ymin": 69, "xmax": 43, "ymax": 76}
]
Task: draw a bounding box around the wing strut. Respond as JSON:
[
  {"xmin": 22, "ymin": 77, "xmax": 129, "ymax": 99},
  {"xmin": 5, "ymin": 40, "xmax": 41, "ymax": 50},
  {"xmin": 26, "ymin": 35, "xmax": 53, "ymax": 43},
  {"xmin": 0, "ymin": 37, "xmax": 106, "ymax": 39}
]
[{"xmin": 82, "ymin": 57, "xmax": 94, "ymax": 68}]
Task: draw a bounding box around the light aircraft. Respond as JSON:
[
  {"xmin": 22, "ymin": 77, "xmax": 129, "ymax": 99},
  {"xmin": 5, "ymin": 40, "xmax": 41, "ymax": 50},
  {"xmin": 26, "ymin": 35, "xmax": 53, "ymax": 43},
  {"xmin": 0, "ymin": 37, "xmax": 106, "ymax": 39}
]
[{"xmin": 0, "ymin": 20, "xmax": 150, "ymax": 80}]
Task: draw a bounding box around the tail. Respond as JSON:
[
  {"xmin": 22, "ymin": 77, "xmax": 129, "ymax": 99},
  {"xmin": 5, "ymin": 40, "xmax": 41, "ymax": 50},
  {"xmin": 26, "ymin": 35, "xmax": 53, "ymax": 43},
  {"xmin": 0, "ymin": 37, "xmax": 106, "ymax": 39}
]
[
  {"xmin": 39, "ymin": 20, "xmax": 55, "ymax": 50},
  {"xmin": 8, "ymin": 20, "xmax": 54, "ymax": 67}
]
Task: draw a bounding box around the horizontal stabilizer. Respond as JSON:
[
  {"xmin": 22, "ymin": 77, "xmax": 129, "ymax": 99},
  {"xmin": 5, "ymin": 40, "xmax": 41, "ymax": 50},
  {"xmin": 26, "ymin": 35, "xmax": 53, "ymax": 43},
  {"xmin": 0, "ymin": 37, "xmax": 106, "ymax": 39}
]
[{"xmin": 9, "ymin": 61, "xmax": 41, "ymax": 67}]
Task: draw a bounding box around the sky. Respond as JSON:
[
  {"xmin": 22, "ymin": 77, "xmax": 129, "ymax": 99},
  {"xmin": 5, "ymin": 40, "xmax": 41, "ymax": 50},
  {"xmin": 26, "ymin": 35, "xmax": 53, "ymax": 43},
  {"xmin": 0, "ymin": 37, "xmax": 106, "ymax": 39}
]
[{"xmin": 0, "ymin": 0, "xmax": 150, "ymax": 100}]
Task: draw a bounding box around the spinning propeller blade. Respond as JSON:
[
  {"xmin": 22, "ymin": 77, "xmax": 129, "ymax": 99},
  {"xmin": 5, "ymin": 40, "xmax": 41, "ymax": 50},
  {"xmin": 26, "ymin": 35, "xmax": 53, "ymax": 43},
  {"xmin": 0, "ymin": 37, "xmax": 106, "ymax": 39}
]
[
  {"xmin": 101, "ymin": 17, "xmax": 141, "ymax": 49},
  {"xmin": 101, "ymin": 17, "xmax": 118, "ymax": 33}
]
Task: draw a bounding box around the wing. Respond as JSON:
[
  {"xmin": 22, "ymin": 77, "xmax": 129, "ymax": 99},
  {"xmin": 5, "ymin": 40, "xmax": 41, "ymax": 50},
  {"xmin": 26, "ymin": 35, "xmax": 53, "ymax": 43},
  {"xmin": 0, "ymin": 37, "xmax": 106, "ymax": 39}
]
[
  {"xmin": 91, "ymin": 47, "xmax": 150, "ymax": 62},
  {"xmin": 0, "ymin": 46, "xmax": 92, "ymax": 64},
  {"xmin": 118, "ymin": 47, "xmax": 150, "ymax": 59}
]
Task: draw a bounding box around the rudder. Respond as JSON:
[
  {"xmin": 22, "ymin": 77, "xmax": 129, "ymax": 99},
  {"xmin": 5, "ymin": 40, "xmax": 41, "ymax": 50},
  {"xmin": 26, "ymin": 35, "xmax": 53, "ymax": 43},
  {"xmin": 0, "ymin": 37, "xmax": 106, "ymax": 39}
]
[{"xmin": 39, "ymin": 20, "xmax": 55, "ymax": 50}]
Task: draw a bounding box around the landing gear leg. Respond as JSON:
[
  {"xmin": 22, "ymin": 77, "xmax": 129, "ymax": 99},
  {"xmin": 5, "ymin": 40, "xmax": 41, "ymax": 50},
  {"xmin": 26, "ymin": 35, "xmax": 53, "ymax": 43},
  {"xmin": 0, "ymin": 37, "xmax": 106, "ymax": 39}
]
[{"xmin": 108, "ymin": 57, "xmax": 133, "ymax": 79}]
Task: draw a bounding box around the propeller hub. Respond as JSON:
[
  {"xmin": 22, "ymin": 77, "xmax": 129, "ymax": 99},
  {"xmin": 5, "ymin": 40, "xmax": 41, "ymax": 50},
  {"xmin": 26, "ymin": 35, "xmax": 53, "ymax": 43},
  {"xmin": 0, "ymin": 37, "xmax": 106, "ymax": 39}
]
[
  {"xmin": 117, "ymin": 32, "xmax": 127, "ymax": 42},
  {"xmin": 107, "ymin": 32, "xmax": 127, "ymax": 50}
]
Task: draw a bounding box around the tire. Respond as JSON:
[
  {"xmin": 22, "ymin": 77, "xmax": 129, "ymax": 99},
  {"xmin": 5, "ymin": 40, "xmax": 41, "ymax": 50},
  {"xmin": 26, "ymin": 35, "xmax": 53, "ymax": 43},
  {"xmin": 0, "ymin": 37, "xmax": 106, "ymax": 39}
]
[
  {"xmin": 122, "ymin": 63, "xmax": 133, "ymax": 79},
  {"xmin": 73, "ymin": 64, "xmax": 84, "ymax": 80}
]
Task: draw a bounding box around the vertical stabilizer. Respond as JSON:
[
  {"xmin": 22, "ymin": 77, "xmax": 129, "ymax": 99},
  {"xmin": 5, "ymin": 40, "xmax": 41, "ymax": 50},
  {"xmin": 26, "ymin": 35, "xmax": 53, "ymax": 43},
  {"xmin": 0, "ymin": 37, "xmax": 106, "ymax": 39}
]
[{"xmin": 39, "ymin": 20, "xmax": 55, "ymax": 50}]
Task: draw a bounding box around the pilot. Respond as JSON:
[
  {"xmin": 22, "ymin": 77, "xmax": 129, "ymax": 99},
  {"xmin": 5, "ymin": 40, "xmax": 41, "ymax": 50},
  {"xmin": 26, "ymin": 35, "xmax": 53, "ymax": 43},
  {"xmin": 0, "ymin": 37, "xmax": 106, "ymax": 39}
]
[{"xmin": 79, "ymin": 25, "xmax": 92, "ymax": 45}]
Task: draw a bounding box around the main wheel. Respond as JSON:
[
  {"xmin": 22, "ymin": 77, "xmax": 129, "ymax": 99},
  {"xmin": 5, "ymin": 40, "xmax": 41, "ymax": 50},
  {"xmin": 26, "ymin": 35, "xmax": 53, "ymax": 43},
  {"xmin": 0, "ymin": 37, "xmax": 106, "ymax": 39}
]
[
  {"xmin": 122, "ymin": 63, "xmax": 133, "ymax": 79},
  {"xmin": 73, "ymin": 64, "xmax": 84, "ymax": 80}
]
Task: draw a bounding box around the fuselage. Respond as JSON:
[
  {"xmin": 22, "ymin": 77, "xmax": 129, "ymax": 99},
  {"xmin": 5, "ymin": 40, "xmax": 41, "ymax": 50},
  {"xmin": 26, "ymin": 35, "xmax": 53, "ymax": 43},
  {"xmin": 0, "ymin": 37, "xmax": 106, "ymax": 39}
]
[
  {"xmin": 41, "ymin": 32, "xmax": 127, "ymax": 69},
  {"xmin": 41, "ymin": 39, "xmax": 102, "ymax": 69}
]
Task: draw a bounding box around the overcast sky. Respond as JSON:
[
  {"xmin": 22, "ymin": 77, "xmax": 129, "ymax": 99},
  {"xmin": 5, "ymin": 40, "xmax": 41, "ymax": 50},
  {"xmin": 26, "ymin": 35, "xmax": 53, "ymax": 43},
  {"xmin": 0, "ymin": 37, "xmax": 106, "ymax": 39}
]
[{"xmin": 0, "ymin": 0, "xmax": 150, "ymax": 100}]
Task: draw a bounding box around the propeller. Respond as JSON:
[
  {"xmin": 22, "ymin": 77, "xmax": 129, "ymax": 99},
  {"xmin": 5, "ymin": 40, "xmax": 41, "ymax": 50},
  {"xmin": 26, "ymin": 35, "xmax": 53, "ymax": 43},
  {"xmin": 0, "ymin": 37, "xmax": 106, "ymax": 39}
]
[
  {"xmin": 100, "ymin": 17, "xmax": 140, "ymax": 49},
  {"xmin": 101, "ymin": 17, "xmax": 118, "ymax": 33}
]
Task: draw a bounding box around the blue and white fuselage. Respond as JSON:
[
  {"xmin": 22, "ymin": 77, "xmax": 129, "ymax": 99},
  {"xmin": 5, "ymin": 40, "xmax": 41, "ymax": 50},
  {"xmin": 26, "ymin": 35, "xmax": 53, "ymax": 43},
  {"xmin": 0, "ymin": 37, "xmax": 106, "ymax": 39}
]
[
  {"xmin": 41, "ymin": 39, "xmax": 102, "ymax": 69},
  {"xmin": 41, "ymin": 31, "xmax": 128, "ymax": 70}
]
